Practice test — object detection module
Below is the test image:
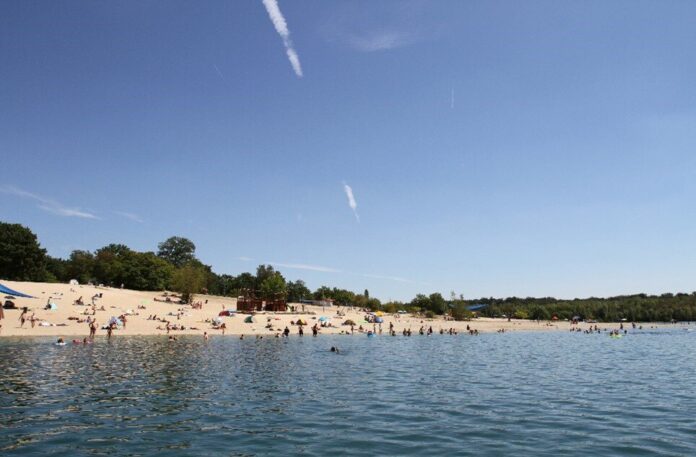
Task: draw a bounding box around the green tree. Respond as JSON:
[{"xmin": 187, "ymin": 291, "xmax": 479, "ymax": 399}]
[
  {"xmin": 127, "ymin": 252, "xmax": 174, "ymax": 290},
  {"xmin": 255, "ymin": 264, "xmax": 277, "ymax": 289},
  {"xmin": 45, "ymin": 256, "xmax": 68, "ymax": 282},
  {"xmin": 233, "ymin": 272, "xmax": 257, "ymax": 295},
  {"xmin": 313, "ymin": 286, "xmax": 333, "ymax": 300},
  {"xmin": 93, "ymin": 244, "xmax": 132, "ymax": 286},
  {"xmin": 287, "ymin": 280, "xmax": 311, "ymax": 302},
  {"xmin": 66, "ymin": 250, "xmax": 95, "ymax": 284},
  {"xmin": 259, "ymin": 272, "xmax": 287, "ymax": 300},
  {"xmin": 451, "ymin": 302, "xmax": 473, "ymax": 321},
  {"xmin": 429, "ymin": 293, "xmax": 447, "ymax": 315},
  {"xmin": 171, "ymin": 264, "xmax": 207, "ymax": 303},
  {"xmin": 513, "ymin": 309, "xmax": 529, "ymax": 319},
  {"xmin": 410, "ymin": 294, "xmax": 431, "ymax": 312},
  {"xmin": 157, "ymin": 236, "xmax": 196, "ymax": 267},
  {"xmin": 0, "ymin": 222, "xmax": 47, "ymax": 281}
]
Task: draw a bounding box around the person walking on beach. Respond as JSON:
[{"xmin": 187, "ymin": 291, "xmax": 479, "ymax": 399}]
[
  {"xmin": 89, "ymin": 322, "xmax": 97, "ymax": 339},
  {"xmin": 19, "ymin": 309, "xmax": 27, "ymax": 328},
  {"xmin": 298, "ymin": 326, "xmax": 304, "ymax": 336},
  {"xmin": 312, "ymin": 324, "xmax": 318, "ymax": 336},
  {"xmin": 283, "ymin": 326, "xmax": 290, "ymax": 337},
  {"xmin": 107, "ymin": 324, "xmax": 113, "ymax": 339}
]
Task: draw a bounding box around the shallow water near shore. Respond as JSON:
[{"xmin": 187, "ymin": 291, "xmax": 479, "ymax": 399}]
[{"xmin": 2, "ymin": 329, "xmax": 696, "ymax": 456}]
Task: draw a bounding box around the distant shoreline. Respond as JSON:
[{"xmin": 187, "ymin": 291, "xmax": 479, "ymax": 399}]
[{"xmin": 0, "ymin": 281, "xmax": 687, "ymax": 338}]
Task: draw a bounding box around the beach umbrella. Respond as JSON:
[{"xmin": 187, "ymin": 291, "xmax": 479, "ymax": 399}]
[
  {"xmin": 318, "ymin": 316, "xmax": 330, "ymax": 322},
  {"xmin": 375, "ymin": 311, "xmax": 384, "ymax": 317},
  {"xmin": 343, "ymin": 319, "xmax": 356, "ymax": 326}
]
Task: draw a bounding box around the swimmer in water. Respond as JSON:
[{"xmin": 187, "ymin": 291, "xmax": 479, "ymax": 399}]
[{"xmin": 330, "ymin": 346, "xmax": 340, "ymax": 354}]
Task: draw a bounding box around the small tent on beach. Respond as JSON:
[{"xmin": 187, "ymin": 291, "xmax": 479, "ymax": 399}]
[
  {"xmin": 0, "ymin": 283, "xmax": 34, "ymax": 299},
  {"xmin": 244, "ymin": 315, "xmax": 255, "ymax": 323}
]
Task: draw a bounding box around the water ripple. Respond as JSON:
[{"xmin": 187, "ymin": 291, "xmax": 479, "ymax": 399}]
[{"xmin": 2, "ymin": 330, "xmax": 696, "ymax": 455}]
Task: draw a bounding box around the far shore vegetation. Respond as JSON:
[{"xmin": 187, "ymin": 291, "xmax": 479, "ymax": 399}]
[{"xmin": 2, "ymin": 221, "xmax": 696, "ymax": 323}]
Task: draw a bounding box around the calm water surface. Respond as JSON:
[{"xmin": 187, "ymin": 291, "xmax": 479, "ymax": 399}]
[{"xmin": 2, "ymin": 330, "xmax": 696, "ymax": 456}]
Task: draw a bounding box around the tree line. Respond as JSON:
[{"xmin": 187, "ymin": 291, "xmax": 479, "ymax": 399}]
[{"xmin": 2, "ymin": 221, "xmax": 696, "ymax": 321}]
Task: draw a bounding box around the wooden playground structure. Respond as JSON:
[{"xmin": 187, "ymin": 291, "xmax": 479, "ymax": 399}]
[{"xmin": 236, "ymin": 289, "xmax": 287, "ymax": 313}]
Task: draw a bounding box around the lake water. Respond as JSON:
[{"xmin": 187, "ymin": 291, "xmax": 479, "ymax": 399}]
[{"xmin": 2, "ymin": 330, "xmax": 696, "ymax": 456}]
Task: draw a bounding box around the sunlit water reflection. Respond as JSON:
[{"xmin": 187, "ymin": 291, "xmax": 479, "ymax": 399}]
[{"xmin": 2, "ymin": 330, "xmax": 696, "ymax": 456}]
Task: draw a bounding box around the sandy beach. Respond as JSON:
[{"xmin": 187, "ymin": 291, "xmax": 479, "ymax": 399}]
[{"xmin": 0, "ymin": 280, "xmax": 674, "ymax": 338}]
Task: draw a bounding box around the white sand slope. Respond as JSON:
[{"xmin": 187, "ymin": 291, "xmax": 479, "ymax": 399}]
[{"xmin": 0, "ymin": 281, "xmax": 672, "ymax": 338}]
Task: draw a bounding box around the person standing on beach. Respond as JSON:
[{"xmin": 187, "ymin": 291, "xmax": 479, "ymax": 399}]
[
  {"xmin": 298, "ymin": 326, "xmax": 304, "ymax": 336},
  {"xmin": 312, "ymin": 324, "xmax": 318, "ymax": 336},
  {"xmin": 89, "ymin": 321, "xmax": 97, "ymax": 339},
  {"xmin": 107, "ymin": 324, "xmax": 113, "ymax": 339},
  {"xmin": 19, "ymin": 309, "xmax": 27, "ymax": 327},
  {"xmin": 283, "ymin": 326, "xmax": 290, "ymax": 337}
]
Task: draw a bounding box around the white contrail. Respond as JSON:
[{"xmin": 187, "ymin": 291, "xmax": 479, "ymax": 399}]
[
  {"xmin": 268, "ymin": 261, "xmax": 341, "ymax": 273},
  {"xmin": 1, "ymin": 185, "xmax": 99, "ymax": 219},
  {"xmin": 213, "ymin": 64, "xmax": 225, "ymax": 81},
  {"xmin": 113, "ymin": 211, "xmax": 144, "ymax": 223},
  {"xmin": 343, "ymin": 183, "xmax": 359, "ymax": 222},
  {"xmin": 261, "ymin": 0, "xmax": 303, "ymax": 77}
]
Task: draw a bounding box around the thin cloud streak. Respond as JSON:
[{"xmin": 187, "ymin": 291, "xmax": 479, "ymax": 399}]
[
  {"xmin": 261, "ymin": 0, "xmax": 303, "ymax": 77},
  {"xmin": 1, "ymin": 185, "xmax": 99, "ymax": 220},
  {"xmin": 268, "ymin": 261, "xmax": 341, "ymax": 273},
  {"xmin": 359, "ymin": 273, "xmax": 410, "ymax": 283},
  {"xmin": 343, "ymin": 183, "xmax": 359, "ymax": 222},
  {"xmin": 236, "ymin": 255, "xmax": 414, "ymax": 284},
  {"xmin": 113, "ymin": 211, "xmax": 144, "ymax": 223},
  {"xmin": 348, "ymin": 30, "xmax": 414, "ymax": 52},
  {"xmin": 213, "ymin": 64, "xmax": 225, "ymax": 81}
]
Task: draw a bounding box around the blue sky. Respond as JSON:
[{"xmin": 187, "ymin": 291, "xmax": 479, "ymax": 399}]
[{"xmin": 2, "ymin": 0, "xmax": 696, "ymax": 301}]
